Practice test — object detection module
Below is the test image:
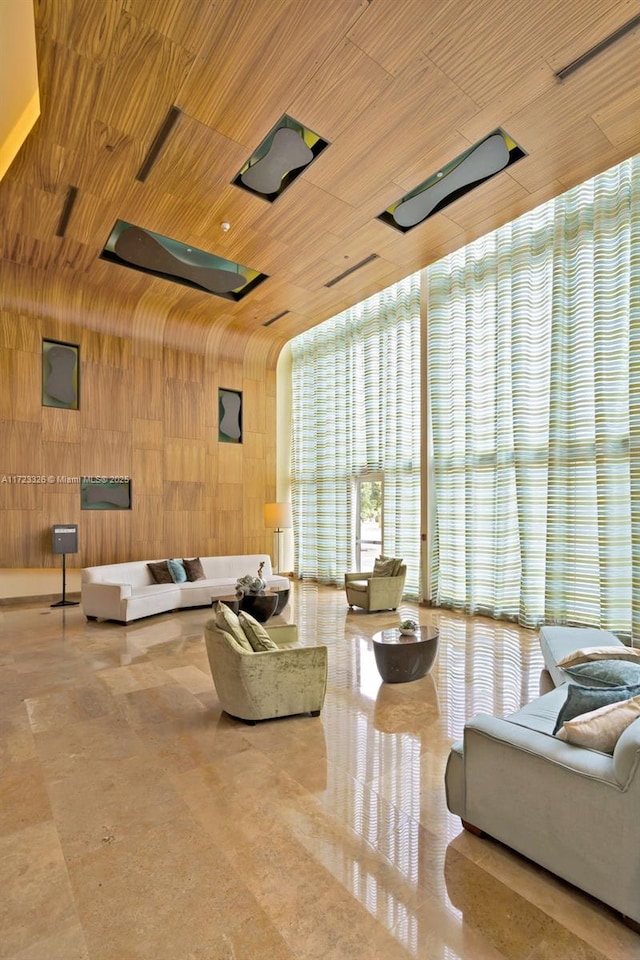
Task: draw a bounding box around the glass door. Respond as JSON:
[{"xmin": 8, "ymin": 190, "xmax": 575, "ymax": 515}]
[{"xmin": 354, "ymin": 475, "xmax": 383, "ymax": 570}]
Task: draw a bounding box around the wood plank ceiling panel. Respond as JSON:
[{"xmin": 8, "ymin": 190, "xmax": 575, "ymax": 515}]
[
  {"xmin": 175, "ymin": 0, "xmax": 370, "ymax": 145},
  {"xmin": 0, "ymin": 0, "xmax": 637, "ymax": 342}
]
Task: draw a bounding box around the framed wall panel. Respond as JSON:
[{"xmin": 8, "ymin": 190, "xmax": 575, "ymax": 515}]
[
  {"xmin": 81, "ymin": 477, "xmax": 131, "ymax": 510},
  {"xmin": 218, "ymin": 388, "xmax": 242, "ymax": 443},
  {"xmin": 42, "ymin": 338, "xmax": 79, "ymax": 409}
]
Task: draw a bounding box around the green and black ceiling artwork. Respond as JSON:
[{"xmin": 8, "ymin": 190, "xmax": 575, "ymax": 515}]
[
  {"xmin": 101, "ymin": 221, "xmax": 268, "ymax": 301},
  {"xmin": 233, "ymin": 114, "xmax": 329, "ymax": 202},
  {"xmin": 378, "ymin": 129, "xmax": 527, "ymax": 233}
]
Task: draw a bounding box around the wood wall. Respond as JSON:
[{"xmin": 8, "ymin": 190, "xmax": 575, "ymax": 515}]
[{"xmin": 0, "ymin": 260, "xmax": 281, "ymax": 568}]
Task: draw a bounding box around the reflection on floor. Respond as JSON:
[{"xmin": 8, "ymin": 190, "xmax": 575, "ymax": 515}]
[{"xmin": 1, "ymin": 583, "xmax": 638, "ymax": 960}]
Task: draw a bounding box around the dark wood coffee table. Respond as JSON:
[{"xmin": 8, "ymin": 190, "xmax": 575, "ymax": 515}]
[
  {"xmin": 372, "ymin": 626, "xmax": 439, "ymax": 683},
  {"xmin": 212, "ymin": 595, "xmax": 241, "ymax": 614},
  {"xmin": 272, "ymin": 585, "xmax": 290, "ymax": 614},
  {"xmin": 239, "ymin": 591, "xmax": 279, "ymax": 623}
]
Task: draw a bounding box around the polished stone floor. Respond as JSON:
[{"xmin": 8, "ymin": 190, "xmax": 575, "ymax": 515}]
[{"xmin": 1, "ymin": 583, "xmax": 639, "ymax": 960}]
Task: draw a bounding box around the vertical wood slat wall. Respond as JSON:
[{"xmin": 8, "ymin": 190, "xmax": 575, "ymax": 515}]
[{"xmin": 0, "ymin": 267, "xmax": 279, "ymax": 569}]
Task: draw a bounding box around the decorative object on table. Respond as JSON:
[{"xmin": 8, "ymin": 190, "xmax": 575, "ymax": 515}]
[
  {"xmin": 42, "ymin": 338, "xmax": 79, "ymax": 409},
  {"xmin": 264, "ymin": 502, "xmax": 292, "ymax": 573},
  {"xmin": 399, "ymin": 618, "xmax": 418, "ymax": 636},
  {"xmin": 236, "ymin": 561, "xmax": 268, "ymax": 597}
]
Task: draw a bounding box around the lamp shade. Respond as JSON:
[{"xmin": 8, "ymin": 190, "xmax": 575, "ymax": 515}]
[{"xmin": 264, "ymin": 502, "xmax": 292, "ymax": 529}]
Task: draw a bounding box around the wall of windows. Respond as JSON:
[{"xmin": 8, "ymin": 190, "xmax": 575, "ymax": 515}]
[
  {"xmin": 290, "ymin": 274, "xmax": 422, "ymax": 599},
  {"xmin": 427, "ymin": 154, "xmax": 640, "ymax": 635},
  {"xmin": 289, "ymin": 154, "xmax": 639, "ymax": 635}
]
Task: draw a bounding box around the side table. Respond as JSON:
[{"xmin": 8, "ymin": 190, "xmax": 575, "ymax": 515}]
[{"xmin": 372, "ymin": 626, "xmax": 439, "ymax": 683}]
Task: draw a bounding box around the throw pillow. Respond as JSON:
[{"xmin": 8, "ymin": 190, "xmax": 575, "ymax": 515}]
[
  {"xmin": 562, "ymin": 659, "xmax": 640, "ymax": 688},
  {"xmin": 557, "ymin": 645, "xmax": 640, "ymax": 668},
  {"xmin": 167, "ymin": 558, "xmax": 187, "ymax": 583},
  {"xmin": 373, "ymin": 557, "xmax": 397, "ymax": 578},
  {"xmin": 238, "ymin": 611, "xmax": 278, "ymax": 652},
  {"xmin": 553, "ymin": 682, "xmax": 640, "ymax": 735},
  {"xmin": 555, "ymin": 695, "xmax": 640, "ymax": 754},
  {"xmin": 147, "ymin": 560, "xmax": 173, "ymax": 584},
  {"xmin": 182, "ymin": 557, "xmax": 206, "ymax": 582},
  {"xmin": 214, "ymin": 601, "xmax": 253, "ymax": 652}
]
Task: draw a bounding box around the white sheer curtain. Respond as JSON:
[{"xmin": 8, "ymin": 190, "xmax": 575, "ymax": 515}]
[
  {"xmin": 427, "ymin": 154, "xmax": 640, "ymax": 634},
  {"xmin": 290, "ymin": 274, "xmax": 421, "ymax": 598}
]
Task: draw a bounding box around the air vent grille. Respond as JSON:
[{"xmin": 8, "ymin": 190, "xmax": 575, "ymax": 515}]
[
  {"xmin": 136, "ymin": 107, "xmax": 181, "ymax": 182},
  {"xmin": 263, "ymin": 310, "xmax": 289, "ymax": 327},
  {"xmin": 325, "ymin": 254, "xmax": 379, "ymax": 287},
  {"xmin": 55, "ymin": 185, "xmax": 78, "ymax": 238}
]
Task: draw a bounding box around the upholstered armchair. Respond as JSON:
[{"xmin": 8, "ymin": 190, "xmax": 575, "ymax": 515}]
[
  {"xmin": 204, "ymin": 621, "xmax": 328, "ymax": 724},
  {"xmin": 344, "ymin": 562, "xmax": 407, "ymax": 612}
]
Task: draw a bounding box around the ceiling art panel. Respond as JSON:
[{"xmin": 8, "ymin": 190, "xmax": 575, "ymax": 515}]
[{"xmin": 101, "ymin": 221, "xmax": 268, "ymax": 301}]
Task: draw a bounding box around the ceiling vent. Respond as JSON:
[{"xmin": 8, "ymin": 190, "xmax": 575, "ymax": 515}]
[
  {"xmin": 325, "ymin": 254, "xmax": 379, "ymax": 288},
  {"xmin": 55, "ymin": 185, "xmax": 78, "ymax": 237},
  {"xmin": 263, "ymin": 310, "xmax": 289, "ymax": 327},
  {"xmin": 135, "ymin": 106, "xmax": 181, "ymax": 182}
]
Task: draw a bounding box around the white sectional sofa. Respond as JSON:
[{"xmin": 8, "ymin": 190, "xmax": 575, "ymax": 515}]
[{"xmin": 81, "ymin": 554, "xmax": 290, "ymax": 624}]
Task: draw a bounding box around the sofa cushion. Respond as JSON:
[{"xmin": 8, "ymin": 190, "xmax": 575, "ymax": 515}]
[
  {"xmin": 183, "ymin": 557, "xmax": 206, "ymax": 581},
  {"xmin": 552, "ymin": 682, "xmax": 640, "ymax": 735},
  {"xmin": 562, "ymin": 659, "xmax": 640, "ymax": 688},
  {"xmin": 213, "ymin": 601, "xmax": 253, "ymax": 652},
  {"xmin": 505, "ymin": 686, "xmax": 569, "ymax": 735},
  {"xmin": 557, "ymin": 645, "xmax": 640, "ymax": 668},
  {"xmin": 555, "ymin": 695, "xmax": 640, "ymax": 754},
  {"xmin": 539, "ymin": 625, "xmax": 624, "ymax": 685},
  {"xmin": 147, "ymin": 560, "xmax": 173, "ymax": 584},
  {"xmin": 239, "ymin": 611, "xmax": 278, "ymax": 651},
  {"xmin": 347, "ymin": 579, "xmax": 369, "ymax": 593},
  {"xmin": 373, "ymin": 557, "xmax": 397, "ymax": 577},
  {"xmin": 167, "ymin": 558, "xmax": 187, "ymax": 583}
]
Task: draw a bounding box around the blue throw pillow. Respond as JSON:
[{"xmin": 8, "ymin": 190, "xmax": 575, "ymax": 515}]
[
  {"xmin": 553, "ymin": 682, "xmax": 640, "ymax": 735},
  {"xmin": 563, "ymin": 659, "xmax": 640, "ymax": 688},
  {"xmin": 167, "ymin": 558, "xmax": 187, "ymax": 583}
]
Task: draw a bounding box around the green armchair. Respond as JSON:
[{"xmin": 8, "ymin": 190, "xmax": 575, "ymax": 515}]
[
  {"xmin": 344, "ymin": 563, "xmax": 407, "ymax": 612},
  {"xmin": 204, "ymin": 621, "xmax": 328, "ymax": 724}
]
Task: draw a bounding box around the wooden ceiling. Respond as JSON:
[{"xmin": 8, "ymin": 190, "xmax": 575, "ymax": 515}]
[{"xmin": 2, "ymin": 0, "xmax": 639, "ymax": 348}]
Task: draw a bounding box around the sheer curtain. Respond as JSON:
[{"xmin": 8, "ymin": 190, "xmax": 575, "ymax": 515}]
[
  {"xmin": 290, "ymin": 274, "xmax": 421, "ymax": 598},
  {"xmin": 427, "ymin": 154, "xmax": 640, "ymax": 635}
]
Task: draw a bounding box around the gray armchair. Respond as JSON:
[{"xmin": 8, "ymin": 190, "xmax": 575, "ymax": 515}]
[
  {"xmin": 345, "ymin": 564, "xmax": 406, "ymax": 612},
  {"xmin": 204, "ymin": 621, "xmax": 328, "ymax": 724}
]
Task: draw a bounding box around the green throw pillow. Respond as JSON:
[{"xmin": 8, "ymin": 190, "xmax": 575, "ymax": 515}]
[
  {"xmin": 214, "ymin": 601, "xmax": 253, "ymax": 652},
  {"xmin": 553, "ymin": 682, "xmax": 640, "ymax": 735},
  {"xmin": 563, "ymin": 659, "xmax": 640, "ymax": 688},
  {"xmin": 238, "ymin": 611, "xmax": 278, "ymax": 651}
]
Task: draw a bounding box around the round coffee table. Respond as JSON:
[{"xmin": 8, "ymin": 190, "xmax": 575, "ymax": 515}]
[
  {"xmin": 272, "ymin": 586, "xmax": 290, "ymax": 614},
  {"xmin": 240, "ymin": 591, "xmax": 279, "ymax": 623},
  {"xmin": 372, "ymin": 626, "xmax": 439, "ymax": 683},
  {"xmin": 212, "ymin": 595, "xmax": 241, "ymax": 614}
]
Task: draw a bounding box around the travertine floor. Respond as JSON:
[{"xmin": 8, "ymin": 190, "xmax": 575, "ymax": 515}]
[{"xmin": 1, "ymin": 583, "xmax": 638, "ymax": 960}]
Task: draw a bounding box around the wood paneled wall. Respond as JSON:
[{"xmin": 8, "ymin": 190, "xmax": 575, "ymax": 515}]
[{"xmin": 0, "ymin": 261, "xmax": 280, "ymax": 568}]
